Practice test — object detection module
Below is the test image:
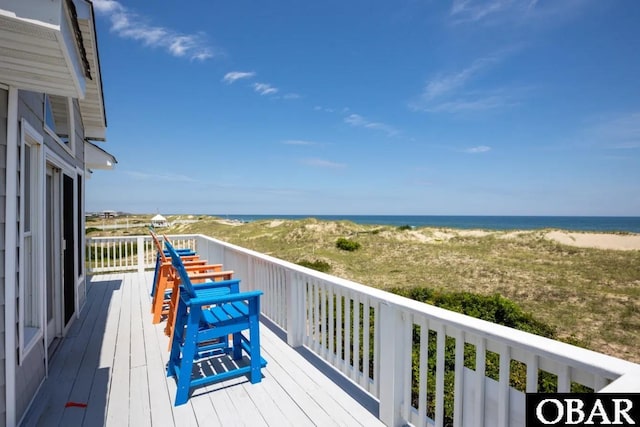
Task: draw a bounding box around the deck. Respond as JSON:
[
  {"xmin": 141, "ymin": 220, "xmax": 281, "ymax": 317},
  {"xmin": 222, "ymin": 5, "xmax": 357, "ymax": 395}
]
[{"xmin": 21, "ymin": 272, "xmax": 383, "ymax": 427}]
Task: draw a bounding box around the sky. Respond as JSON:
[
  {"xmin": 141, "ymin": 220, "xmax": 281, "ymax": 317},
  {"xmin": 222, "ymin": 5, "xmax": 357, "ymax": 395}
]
[{"xmin": 86, "ymin": 0, "xmax": 640, "ymax": 216}]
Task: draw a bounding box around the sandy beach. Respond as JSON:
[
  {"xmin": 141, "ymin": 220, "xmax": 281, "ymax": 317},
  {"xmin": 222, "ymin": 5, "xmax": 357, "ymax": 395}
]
[{"xmin": 545, "ymin": 231, "xmax": 640, "ymax": 250}]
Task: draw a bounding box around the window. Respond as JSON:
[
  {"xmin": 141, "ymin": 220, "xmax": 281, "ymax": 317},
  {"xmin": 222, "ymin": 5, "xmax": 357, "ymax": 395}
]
[
  {"xmin": 44, "ymin": 94, "xmax": 74, "ymax": 153},
  {"xmin": 20, "ymin": 121, "xmax": 43, "ymax": 360}
]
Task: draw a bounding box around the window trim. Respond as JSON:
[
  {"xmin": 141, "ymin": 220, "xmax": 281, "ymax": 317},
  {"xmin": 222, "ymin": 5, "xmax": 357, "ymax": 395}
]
[{"xmin": 19, "ymin": 119, "xmax": 45, "ymax": 363}]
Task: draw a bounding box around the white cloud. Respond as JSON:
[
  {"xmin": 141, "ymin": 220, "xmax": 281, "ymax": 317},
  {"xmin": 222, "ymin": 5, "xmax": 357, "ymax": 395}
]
[
  {"xmin": 93, "ymin": 0, "xmax": 123, "ymax": 13},
  {"xmin": 464, "ymin": 145, "xmax": 492, "ymax": 153},
  {"xmin": 419, "ymin": 95, "xmax": 513, "ymax": 113},
  {"xmin": 222, "ymin": 71, "xmax": 256, "ymax": 84},
  {"xmin": 413, "ymin": 52, "xmax": 521, "ymax": 114},
  {"xmin": 344, "ymin": 113, "xmax": 399, "ymax": 136},
  {"xmin": 302, "ymin": 158, "xmax": 346, "ymax": 169},
  {"xmin": 283, "ymin": 93, "xmax": 301, "ymax": 100},
  {"xmin": 423, "ymin": 56, "xmax": 498, "ymax": 101},
  {"xmin": 93, "ymin": 0, "xmax": 214, "ymax": 61},
  {"xmin": 449, "ymin": 0, "xmax": 587, "ymax": 26},
  {"xmin": 450, "ymin": 0, "xmax": 510, "ymax": 23},
  {"xmin": 253, "ymin": 83, "xmax": 278, "ymax": 96}
]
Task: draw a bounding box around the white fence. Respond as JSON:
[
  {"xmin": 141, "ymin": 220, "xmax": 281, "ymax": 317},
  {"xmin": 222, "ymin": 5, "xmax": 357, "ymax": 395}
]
[{"xmin": 86, "ymin": 234, "xmax": 640, "ymax": 427}]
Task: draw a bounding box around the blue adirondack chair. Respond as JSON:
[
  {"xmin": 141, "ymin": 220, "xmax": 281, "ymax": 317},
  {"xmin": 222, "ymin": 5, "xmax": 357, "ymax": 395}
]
[{"xmin": 164, "ymin": 241, "xmax": 266, "ymax": 406}]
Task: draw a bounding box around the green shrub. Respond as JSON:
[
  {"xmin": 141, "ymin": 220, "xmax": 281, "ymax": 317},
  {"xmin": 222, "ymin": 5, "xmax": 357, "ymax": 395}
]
[
  {"xmin": 336, "ymin": 237, "xmax": 361, "ymax": 251},
  {"xmin": 385, "ymin": 286, "xmax": 565, "ymax": 422},
  {"xmin": 397, "ymin": 224, "xmax": 412, "ymax": 231},
  {"xmin": 296, "ymin": 259, "xmax": 331, "ymax": 273},
  {"xmin": 85, "ymin": 227, "xmax": 101, "ymax": 234},
  {"xmin": 388, "ymin": 287, "xmax": 556, "ymax": 338}
]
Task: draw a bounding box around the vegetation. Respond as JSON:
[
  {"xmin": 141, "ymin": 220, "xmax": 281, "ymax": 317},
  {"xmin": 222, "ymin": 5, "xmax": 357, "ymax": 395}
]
[
  {"xmin": 387, "ymin": 287, "xmax": 576, "ymax": 423},
  {"xmin": 336, "ymin": 237, "xmax": 361, "ymax": 251},
  {"xmin": 389, "ymin": 287, "xmax": 556, "ymax": 337},
  {"xmin": 296, "ymin": 259, "xmax": 331, "ymax": 273},
  {"xmin": 397, "ymin": 224, "xmax": 412, "ymax": 231},
  {"xmin": 85, "ymin": 215, "xmax": 640, "ymax": 363}
]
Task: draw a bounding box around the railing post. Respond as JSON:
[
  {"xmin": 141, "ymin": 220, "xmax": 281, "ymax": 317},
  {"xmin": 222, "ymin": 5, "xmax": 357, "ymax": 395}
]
[
  {"xmin": 137, "ymin": 236, "xmax": 145, "ymax": 273},
  {"xmin": 378, "ymin": 301, "xmax": 406, "ymax": 427},
  {"xmin": 285, "ymin": 270, "xmax": 304, "ymax": 347}
]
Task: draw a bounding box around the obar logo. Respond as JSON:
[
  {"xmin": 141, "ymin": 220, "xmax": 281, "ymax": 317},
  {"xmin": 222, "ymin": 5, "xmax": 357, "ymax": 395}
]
[{"xmin": 527, "ymin": 394, "xmax": 640, "ymax": 426}]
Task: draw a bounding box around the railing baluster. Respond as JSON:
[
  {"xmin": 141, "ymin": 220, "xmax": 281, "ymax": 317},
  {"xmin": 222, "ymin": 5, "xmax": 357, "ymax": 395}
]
[
  {"xmin": 322, "ymin": 282, "xmax": 328, "ymax": 359},
  {"xmin": 336, "ymin": 288, "xmax": 343, "ymax": 364},
  {"xmin": 373, "ymin": 302, "xmax": 380, "ymax": 397},
  {"xmin": 361, "ymin": 296, "xmax": 370, "ymax": 391},
  {"xmin": 498, "ymin": 344, "xmax": 511, "ymax": 427},
  {"xmin": 344, "ymin": 292, "xmax": 351, "ymax": 376},
  {"xmin": 526, "ymin": 354, "xmax": 539, "ymax": 393},
  {"xmin": 594, "ymin": 375, "xmax": 608, "ymax": 391},
  {"xmin": 558, "ymin": 365, "xmax": 571, "ymax": 393},
  {"xmin": 418, "ymin": 317, "xmax": 429, "ymax": 427},
  {"xmin": 328, "ymin": 284, "xmax": 335, "ymax": 365},
  {"xmin": 351, "ymin": 295, "xmax": 360, "ymax": 384},
  {"xmin": 475, "ymin": 337, "xmax": 486, "ymax": 427},
  {"xmin": 454, "ymin": 329, "xmax": 465, "ymax": 427},
  {"xmin": 435, "ymin": 322, "xmax": 446, "ymax": 427},
  {"xmin": 402, "ymin": 312, "xmax": 412, "ymax": 422}
]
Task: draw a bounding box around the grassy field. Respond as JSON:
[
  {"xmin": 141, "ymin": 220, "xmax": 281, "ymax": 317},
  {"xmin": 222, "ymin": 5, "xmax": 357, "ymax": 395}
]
[{"xmin": 87, "ymin": 214, "xmax": 640, "ymax": 363}]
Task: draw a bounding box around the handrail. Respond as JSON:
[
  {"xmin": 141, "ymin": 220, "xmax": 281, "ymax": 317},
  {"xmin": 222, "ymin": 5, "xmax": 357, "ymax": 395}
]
[{"xmin": 86, "ymin": 233, "xmax": 640, "ymax": 426}]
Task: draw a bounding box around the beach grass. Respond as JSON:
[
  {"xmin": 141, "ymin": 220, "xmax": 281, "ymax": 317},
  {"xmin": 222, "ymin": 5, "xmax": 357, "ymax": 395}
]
[{"xmin": 86, "ymin": 215, "xmax": 640, "ymax": 363}]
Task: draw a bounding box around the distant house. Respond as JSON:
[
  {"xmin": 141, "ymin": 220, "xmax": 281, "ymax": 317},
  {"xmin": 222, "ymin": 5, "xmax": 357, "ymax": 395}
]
[
  {"xmin": 0, "ymin": 1, "xmax": 115, "ymax": 425},
  {"xmin": 151, "ymin": 214, "xmax": 169, "ymax": 227},
  {"xmin": 101, "ymin": 210, "xmax": 118, "ymax": 218}
]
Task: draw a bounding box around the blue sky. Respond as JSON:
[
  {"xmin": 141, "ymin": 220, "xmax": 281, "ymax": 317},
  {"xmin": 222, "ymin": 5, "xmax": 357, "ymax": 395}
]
[{"xmin": 87, "ymin": 0, "xmax": 640, "ymax": 216}]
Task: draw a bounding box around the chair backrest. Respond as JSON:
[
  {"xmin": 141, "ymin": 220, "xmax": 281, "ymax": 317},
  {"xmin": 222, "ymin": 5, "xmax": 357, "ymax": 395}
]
[
  {"xmin": 149, "ymin": 229, "xmax": 169, "ymax": 262},
  {"xmin": 164, "ymin": 241, "xmax": 197, "ymax": 298}
]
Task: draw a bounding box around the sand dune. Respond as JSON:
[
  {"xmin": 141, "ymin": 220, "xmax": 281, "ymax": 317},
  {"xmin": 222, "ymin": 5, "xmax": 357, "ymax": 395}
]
[{"xmin": 546, "ymin": 231, "xmax": 640, "ymax": 250}]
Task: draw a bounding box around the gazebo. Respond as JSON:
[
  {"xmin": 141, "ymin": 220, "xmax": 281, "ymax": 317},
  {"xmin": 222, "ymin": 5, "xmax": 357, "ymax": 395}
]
[{"xmin": 151, "ymin": 214, "xmax": 169, "ymax": 227}]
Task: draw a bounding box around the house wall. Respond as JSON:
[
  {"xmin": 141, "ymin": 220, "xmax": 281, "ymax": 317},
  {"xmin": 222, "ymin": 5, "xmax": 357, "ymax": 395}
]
[
  {"xmin": 14, "ymin": 90, "xmax": 47, "ymax": 423},
  {"xmin": 13, "ymin": 90, "xmax": 86, "ymax": 423},
  {"xmin": 0, "ymin": 86, "xmax": 9, "ymax": 427}
]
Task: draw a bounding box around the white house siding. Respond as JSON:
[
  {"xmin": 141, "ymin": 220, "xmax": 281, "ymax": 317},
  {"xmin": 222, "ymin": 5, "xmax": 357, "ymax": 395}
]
[{"xmin": 0, "ymin": 87, "xmax": 8, "ymax": 427}]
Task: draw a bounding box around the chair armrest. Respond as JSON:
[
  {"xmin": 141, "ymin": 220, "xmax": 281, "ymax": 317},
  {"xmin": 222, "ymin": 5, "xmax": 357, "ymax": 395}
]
[
  {"xmin": 187, "ymin": 270, "xmax": 234, "ymax": 282},
  {"xmin": 192, "ymin": 279, "xmax": 240, "ymax": 292},
  {"xmin": 188, "ymin": 290, "xmax": 263, "ymax": 306},
  {"xmin": 184, "ymin": 263, "xmax": 222, "ymax": 272}
]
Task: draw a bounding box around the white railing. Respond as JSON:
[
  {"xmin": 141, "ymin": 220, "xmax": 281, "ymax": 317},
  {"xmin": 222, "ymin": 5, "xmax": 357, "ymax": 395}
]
[
  {"xmin": 85, "ymin": 235, "xmax": 198, "ymax": 273},
  {"xmin": 86, "ymin": 234, "xmax": 640, "ymax": 427}
]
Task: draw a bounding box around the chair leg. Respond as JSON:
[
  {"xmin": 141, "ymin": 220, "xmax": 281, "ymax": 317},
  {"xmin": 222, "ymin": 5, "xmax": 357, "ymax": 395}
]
[
  {"xmin": 151, "ymin": 267, "xmax": 170, "ymax": 323},
  {"xmin": 167, "ymin": 300, "xmax": 187, "ymax": 379},
  {"xmin": 249, "ymin": 313, "xmax": 262, "ymax": 384},
  {"xmin": 174, "ymin": 310, "xmax": 200, "ymax": 406},
  {"xmin": 232, "ymin": 332, "xmax": 242, "ymax": 360}
]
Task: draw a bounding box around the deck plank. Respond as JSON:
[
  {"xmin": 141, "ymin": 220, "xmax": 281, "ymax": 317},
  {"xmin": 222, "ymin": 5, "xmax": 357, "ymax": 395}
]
[
  {"xmin": 105, "ymin": 271, "xmax": 133, "ymax": 427},
  {"xmin": 22, "ymin": 272, "xmax": 383, "ymax": 427},
  {"xmin": 25, "ymin": 274, "xmax": 115, "ymax": 427},
  {"xmin": 136, "ymin": 272, "xmax": 177, "ymax": 427}
]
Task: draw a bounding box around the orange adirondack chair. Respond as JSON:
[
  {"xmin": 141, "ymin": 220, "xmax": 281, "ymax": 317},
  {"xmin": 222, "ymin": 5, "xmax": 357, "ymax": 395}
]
[{"xmin": 150, "ymin": 231, "xmax": 224, "ymax": 324}]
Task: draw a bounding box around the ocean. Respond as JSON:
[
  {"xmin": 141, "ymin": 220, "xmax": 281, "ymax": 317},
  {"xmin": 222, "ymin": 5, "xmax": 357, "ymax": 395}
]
[{"xmin": 213, "ymin": 215, "xmax": 640, "ymax": 233}]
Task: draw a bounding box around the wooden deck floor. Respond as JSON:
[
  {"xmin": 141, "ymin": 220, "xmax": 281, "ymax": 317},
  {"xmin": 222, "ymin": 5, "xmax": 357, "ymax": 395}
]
[{"xmin": 21, "ymin": 272, "xmax": 383, "ymax": 427}]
